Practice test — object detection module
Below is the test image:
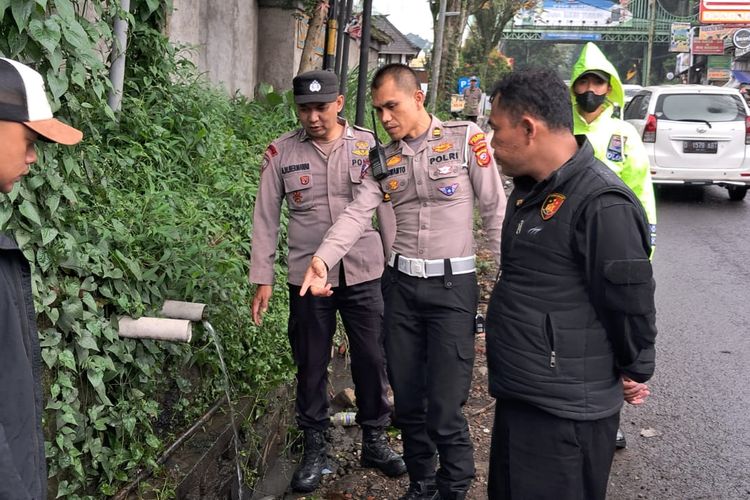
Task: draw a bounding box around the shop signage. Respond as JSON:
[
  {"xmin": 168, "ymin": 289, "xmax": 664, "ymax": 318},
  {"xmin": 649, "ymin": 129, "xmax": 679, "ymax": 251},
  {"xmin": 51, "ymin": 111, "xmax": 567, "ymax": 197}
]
[
  {"xmin": 707, "ymin": 68, "xmax": 732, "ymax": 80},
  {"xmin": 670, "ymin": 22, "xmax": 691, "ymax": 52},
  {"xmin": 692, "ymin": 38, "xmax": 726, "ymax": 54},
  {"xmin": 734, "ymin": 28, "xmax": 750, "ymax": 48},
  {"xmin": 700, "ymin": 0, "xmax": 750, "ymax": 24},
  {"xmin": 707, "ymin": 55, "xmax": 732, "ymax": 68}
]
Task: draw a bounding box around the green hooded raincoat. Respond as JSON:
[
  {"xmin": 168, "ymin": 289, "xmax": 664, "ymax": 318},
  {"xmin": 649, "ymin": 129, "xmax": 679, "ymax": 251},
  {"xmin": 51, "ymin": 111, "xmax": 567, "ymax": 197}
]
[{"xmin": 571, "ymin": 43, "xmax": 657, "ymax": 240}]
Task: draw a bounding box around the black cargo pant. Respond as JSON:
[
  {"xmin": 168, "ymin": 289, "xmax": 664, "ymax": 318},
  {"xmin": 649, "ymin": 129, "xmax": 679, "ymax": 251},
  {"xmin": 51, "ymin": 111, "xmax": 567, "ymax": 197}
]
[
  {"xmin": 488, "ymin": 399, "xmax": 620, "ymax": 500},
  {"xmin": 288, "ymin": 278, "xmax": 391, "ymax": 432},
  {"xmin": 381, "ymin": 264, "xmax": 477, "ymax": 496}
]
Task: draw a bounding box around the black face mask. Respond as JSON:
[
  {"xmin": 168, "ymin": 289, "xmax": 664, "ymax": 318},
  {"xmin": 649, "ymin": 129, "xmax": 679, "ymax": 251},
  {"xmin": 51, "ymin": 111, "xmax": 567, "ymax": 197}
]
[{"xmin": 575, "ymin": 91, "xmax": 607, "ymax": 113}]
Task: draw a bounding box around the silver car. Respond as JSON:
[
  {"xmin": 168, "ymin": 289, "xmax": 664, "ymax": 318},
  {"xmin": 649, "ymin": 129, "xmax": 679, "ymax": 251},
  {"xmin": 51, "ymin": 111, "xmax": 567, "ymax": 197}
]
[{"xmin": 623, "ymin": 85, "xmax": 750, "ymax": 201}]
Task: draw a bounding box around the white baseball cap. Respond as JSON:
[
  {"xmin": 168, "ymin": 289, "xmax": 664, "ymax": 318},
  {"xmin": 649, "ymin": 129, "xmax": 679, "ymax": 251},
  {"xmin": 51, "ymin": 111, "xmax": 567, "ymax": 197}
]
[{"xmin": 0, "ymin": 57, "xmax": 82, "ymax": 145}]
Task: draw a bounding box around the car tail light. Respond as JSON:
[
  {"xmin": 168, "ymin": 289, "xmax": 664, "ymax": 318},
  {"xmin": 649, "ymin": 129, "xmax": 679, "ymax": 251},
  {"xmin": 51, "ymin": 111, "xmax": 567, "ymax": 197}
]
[
  {"xmin": 745, "ymin": 116, "xmax": 750, "ymax": 144},
  {"xmin": 643, "ymin": 114, "xmax": 657, "ymax": 143}
]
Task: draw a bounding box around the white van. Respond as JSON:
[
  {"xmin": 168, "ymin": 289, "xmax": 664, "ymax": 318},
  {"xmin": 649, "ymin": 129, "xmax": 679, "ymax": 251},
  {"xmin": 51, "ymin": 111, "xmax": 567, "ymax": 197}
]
[{"xmin": 623, "ymin": 85, "xmax": 750, "ymax": 201}]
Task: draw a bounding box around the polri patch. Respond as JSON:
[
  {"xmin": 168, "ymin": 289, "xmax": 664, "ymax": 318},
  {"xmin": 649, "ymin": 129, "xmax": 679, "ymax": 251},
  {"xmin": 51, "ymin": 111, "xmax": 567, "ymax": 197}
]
[
  {"xmin": 541, "ymin": 193, "xmax": 566, "ymax": 220},
  {"xmin": 429, "ymin": 151, "xmax": 459, "ymax": 165},
  {"xmin": 300, "ymin": 175, "xmax": 310, "ymax": 185},
  {"xmin": 387, "ymin": 179, "xmax": 400, "ymax": 191},
  {"xmin": 292, "ymin": 191, "xmax": 304, "ymax": 204},
  {"xmin": 438, "ymin": 183, "xmax": 459, "ymax": 196}
]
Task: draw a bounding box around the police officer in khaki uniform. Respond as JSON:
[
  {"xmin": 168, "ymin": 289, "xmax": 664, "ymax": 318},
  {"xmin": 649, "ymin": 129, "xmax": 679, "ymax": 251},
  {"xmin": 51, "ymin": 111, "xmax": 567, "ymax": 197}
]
[
  {"xmin": 249, "ymin": 70, "xmax": 405, "ymax": 494},
  {"xmin": 462, "ymin": 76, "xmax": 483, "ymax": 123},
  {"xmin": 301, "ymin": 64, "xmax": 506, "ymax": 500}
]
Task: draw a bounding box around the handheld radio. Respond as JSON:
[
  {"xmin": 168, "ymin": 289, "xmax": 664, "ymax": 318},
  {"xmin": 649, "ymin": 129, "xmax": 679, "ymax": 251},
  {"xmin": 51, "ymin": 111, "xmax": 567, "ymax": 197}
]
[{"xmin": 369, "ymin": 110, "xmax": 389, "ymax": 180}]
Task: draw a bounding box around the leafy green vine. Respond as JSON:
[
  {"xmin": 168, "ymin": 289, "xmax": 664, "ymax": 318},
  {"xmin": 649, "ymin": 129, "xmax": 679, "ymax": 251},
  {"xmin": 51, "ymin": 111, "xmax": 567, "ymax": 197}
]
[{"xmin": 1, "ymin": 1, "xmax": 297, "ymax": 496}]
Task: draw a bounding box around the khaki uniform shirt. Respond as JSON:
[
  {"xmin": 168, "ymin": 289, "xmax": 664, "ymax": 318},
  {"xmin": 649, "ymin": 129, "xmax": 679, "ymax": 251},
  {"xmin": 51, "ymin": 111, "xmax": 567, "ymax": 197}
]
[
  {"xmin": 315, "ymin": 116, "xmax": 506, "ymax": 268},
  {"xmin": 249, "ymin": 121, "xmax": 396, "ymax": 287},
  {"xmin": 462, "ymin": 86, "xmax": 483, "ymax": 116}
]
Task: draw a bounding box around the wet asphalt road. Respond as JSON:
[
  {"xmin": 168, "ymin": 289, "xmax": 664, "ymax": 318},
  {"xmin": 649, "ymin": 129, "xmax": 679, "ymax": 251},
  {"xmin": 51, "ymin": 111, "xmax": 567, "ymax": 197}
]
[{"xmin": 607, "ymin": 185, "xmax": 750, "ymax": 500}]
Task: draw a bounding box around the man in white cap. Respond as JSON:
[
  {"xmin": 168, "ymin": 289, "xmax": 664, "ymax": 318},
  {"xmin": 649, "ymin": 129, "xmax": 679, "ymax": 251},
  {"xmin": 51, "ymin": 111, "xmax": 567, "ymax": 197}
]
[{"xmin": 0, "ymin": 57, "xmax": 82, "ymax": 499}]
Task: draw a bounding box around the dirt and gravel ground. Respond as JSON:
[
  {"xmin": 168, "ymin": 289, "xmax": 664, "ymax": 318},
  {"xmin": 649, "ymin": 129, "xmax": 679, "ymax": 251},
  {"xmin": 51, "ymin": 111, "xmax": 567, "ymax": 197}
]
[{"xmin": 280, "ymin": 229, "xmax": 500, "ymax": 500}]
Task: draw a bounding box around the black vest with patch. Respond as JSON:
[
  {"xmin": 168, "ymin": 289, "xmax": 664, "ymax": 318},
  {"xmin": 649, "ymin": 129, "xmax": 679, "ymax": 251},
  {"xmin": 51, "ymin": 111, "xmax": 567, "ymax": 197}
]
[{"xmin": 486, "ymin": 139, "xmax": 641, "ymax": 421}]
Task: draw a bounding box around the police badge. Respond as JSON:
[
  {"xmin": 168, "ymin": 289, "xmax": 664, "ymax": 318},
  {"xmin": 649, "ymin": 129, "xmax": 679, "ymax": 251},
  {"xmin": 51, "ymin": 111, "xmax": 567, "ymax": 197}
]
[
  {"xmin": 438, "ymin": 183, "xmax": 459, "ymax": 196},
  {"xmin": 606, "ymin": 134, "xmax": 626, "ymax": 162},
  {"xmin": 541, "ymin": 193, "xmax": 566, "ymax": 220}
]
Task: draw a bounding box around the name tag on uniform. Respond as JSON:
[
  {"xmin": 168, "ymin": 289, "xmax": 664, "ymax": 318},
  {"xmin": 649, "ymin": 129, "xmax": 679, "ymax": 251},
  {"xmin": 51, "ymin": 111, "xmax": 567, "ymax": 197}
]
[{"xmin": 281, "ymin": 163, "xmax": 311, "ymax": 174}]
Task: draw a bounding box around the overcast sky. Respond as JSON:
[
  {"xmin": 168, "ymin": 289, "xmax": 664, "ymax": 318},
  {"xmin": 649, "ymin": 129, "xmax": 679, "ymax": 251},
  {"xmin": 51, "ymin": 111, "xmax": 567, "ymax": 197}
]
[{"xmin": 372, "ymin": 0, "xmax": 434, "ymax": 42}]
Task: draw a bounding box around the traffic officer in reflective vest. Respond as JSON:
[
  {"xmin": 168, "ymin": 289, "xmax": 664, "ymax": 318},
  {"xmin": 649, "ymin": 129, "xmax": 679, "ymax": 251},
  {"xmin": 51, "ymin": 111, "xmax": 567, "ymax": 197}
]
[
  {"xmin": 570, "ymin": 43, "xmax": 657, "ymax": 255},
  {"xmin": 301, "ymin": 63, "xmax": 506, "ymax": 500},
  {"xmin": 248, "ymin": 70, "xmax": 405, "ymax": 494}
]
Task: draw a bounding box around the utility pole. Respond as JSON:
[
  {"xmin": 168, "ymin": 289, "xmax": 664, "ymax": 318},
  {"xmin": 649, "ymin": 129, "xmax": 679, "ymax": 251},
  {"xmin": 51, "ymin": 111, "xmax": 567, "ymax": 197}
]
[
  {"xmin": 644, "ymin": 0, "xmax": 656, "ymax": 85},
  {"xmin": 323, "ymin": 0, "xmax": 338, "ymax": 70},
  {"xmin": 338, "ymin": 0, "xmax": 354, "ymax": 95},
  {"xmin": 355, "ymin": 0, "xmax": 373, "ymax": 126},
  {"xmin": 429, "ymin": 0, "xmax": 448, "ymax": 114},
  {"xmin": 335, "ymin": 0, "xmax": 346, "ymax": 75}
]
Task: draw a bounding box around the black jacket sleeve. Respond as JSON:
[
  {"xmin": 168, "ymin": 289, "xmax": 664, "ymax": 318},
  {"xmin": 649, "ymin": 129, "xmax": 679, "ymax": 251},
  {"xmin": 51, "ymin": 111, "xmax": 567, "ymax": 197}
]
[
  {"xmin": 575, "ymin": 192, "xmax": 658, "ymax": 383},
  {"xmin": 0, "ymin": 421, "xmax": 33, "ymax": 499}
]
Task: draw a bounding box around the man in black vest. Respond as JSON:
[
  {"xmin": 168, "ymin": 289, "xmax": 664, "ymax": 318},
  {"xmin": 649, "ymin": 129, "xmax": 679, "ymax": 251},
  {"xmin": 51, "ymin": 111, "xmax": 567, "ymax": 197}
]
[{"xmin": 484, "ymin": 69, "xmax": 657, "ymax": 500}]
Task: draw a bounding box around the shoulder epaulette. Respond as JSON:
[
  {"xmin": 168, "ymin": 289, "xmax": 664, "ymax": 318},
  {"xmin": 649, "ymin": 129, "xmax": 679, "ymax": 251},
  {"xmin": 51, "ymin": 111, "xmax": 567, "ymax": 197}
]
[
  {"xmin": 274, "ymin": 128, "xmax": 304, "ymax": 146},
  {"xmin": 443, "ymin": 120, "xmax": 474, "ymax": 128},
  {"xmin": 352, "ymin": 123, "xmax": 374, "ymax": 134}
]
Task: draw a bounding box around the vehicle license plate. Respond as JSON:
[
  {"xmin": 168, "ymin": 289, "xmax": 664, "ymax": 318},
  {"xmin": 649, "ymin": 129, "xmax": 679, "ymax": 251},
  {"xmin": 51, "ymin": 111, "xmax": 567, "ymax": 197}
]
[{"xmin": 683, "ymin": 141, "xmax": 718, "ymax": 154}]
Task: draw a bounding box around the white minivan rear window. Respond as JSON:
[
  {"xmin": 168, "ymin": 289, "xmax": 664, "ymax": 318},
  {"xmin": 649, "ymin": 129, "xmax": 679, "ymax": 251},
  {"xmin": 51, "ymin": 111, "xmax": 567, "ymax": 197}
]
[{"xmin": 655, "ymin": 94, "xmax": 745, "ymax": 122}]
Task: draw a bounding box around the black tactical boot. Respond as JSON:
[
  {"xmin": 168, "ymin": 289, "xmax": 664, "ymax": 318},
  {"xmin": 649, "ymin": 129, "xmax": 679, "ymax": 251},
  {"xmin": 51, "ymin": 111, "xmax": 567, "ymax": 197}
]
[
  {"xmin": 616, "ymin": 427, "xmax": 627, "ymax": 449},
  {"xmin": 360, "ymin": 427, "xmax": 407, "ymax": 477},
  {"xmin": 290, "ymin": 429, "xmax": 328, "ymax": 493},
  {"xmin": 399, "ymin": 479, "xmax": 438, "ymax": 500}
]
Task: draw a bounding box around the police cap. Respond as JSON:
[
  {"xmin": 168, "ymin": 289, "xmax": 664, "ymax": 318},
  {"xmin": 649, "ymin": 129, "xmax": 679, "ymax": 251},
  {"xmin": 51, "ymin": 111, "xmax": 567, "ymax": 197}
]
[
  {"xmin": 293, "ymin": 70, "xmax": 339, "ymax": 104},
  {"xmin": 577, "ymin": 69, "xmax": 610, "ymax": 83}
]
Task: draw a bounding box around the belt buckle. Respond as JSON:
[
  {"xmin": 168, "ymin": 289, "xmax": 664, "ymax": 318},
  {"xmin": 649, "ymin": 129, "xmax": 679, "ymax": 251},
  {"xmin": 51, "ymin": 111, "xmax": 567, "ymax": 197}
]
[{"xmin": 411, "ymin": 259, "xmax": 427, "ymax": 278}]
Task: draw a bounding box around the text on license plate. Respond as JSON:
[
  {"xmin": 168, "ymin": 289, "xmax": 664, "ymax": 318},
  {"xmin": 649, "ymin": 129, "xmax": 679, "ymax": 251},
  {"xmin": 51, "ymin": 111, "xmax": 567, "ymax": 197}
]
[{"xmin": 683, "ymin": 140, "xmax": 718, "ymax": 154}]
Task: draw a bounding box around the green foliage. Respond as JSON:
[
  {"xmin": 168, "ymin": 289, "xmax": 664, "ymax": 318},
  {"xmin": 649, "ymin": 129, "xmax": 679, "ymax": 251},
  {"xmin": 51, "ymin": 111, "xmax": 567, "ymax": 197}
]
[
  {"xmin": 462, "ymin": 0, "xmax": 527, "ymax": 87},
  {"xmin": 460, "ymin": 42, "xmax": 512, "ymax": 91},
  {"xmin": 502, "ymin": 40, "xmax": 579, "ymax": 80},
  {"xmin": 1, "ymin": 1, "xmax": 296, "ymax": 496}
]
